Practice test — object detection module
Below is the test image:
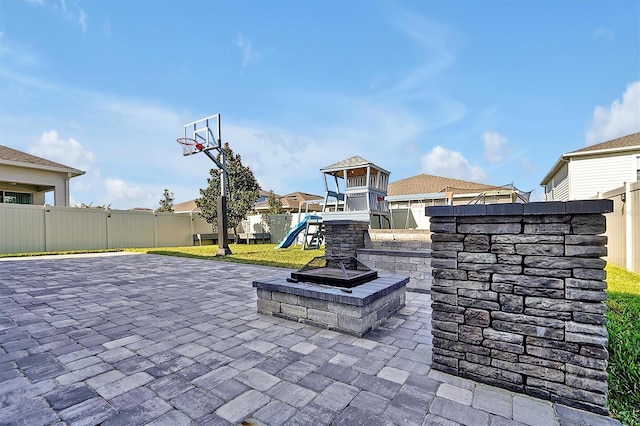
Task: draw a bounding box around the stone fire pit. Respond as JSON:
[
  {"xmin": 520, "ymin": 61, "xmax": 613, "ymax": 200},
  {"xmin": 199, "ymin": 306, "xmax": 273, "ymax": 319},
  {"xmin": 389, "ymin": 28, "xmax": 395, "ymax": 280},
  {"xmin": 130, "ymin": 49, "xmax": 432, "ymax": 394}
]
[{"xmin": 253, "ymin": 267, "xmax": 408, "ymax": 337}]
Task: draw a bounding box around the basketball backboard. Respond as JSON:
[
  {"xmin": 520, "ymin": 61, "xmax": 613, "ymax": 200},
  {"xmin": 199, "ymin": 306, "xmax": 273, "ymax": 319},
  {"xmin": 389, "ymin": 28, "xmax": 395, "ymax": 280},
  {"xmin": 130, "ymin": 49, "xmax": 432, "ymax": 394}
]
[{"xmin": 180, "ymin": 114, "xmax": 221, "ymax": 156}]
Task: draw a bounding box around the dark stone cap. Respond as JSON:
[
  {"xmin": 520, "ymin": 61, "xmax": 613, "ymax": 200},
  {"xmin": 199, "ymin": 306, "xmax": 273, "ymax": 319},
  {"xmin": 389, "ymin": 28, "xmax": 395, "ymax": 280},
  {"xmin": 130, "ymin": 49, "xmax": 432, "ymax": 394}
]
[
  {"xmin": 426, "ymin": 200, "xmax": 613, "ymax": 217},
  {"xmin": 324, "ymin": 220, "xmax": 370, "ymax": 225}
]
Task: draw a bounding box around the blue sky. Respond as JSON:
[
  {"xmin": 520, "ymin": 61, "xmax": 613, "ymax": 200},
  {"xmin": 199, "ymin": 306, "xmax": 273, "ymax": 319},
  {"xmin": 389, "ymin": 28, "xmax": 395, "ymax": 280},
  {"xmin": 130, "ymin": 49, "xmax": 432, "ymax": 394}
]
[{"xmin": 1, "ymin": 0, "xmax": 639, "ymax": 209}]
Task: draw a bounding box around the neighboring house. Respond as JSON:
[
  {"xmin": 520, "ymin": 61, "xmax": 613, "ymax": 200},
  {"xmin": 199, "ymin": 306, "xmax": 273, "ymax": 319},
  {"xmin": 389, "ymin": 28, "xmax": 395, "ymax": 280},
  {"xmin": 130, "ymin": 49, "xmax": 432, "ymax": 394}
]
[
  {"xmin": 540, "ymin": 132, "xmax": 640, "ymax": 201},
  {"xmin": 173, "ymin": 199, "xmax": 199, "ymax": 213},
  {"xmin": 174, "ymin": 190, "xmax": 273, "ymax": 213},
  {"xmin": 254, "ymin": 191, "xmax": 324, "ymax": 214},
  {"xmin": 386, "ymin": 174, "xmax": 529, "ymax": 229},
  {"xmin": 0, "ymin": 144, "xmax": 84, "ymax": 207}
]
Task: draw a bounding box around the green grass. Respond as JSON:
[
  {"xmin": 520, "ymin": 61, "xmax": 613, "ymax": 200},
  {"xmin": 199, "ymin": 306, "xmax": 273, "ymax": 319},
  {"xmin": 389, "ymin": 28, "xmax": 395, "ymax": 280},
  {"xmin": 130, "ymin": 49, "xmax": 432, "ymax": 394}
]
[
  {"xmin": 606, "ymin": 264, "xmax": 640, "ymax": 426},
  {"xmin": 127, "ymin": 243, "xmax": 324, "ymax": 269}
]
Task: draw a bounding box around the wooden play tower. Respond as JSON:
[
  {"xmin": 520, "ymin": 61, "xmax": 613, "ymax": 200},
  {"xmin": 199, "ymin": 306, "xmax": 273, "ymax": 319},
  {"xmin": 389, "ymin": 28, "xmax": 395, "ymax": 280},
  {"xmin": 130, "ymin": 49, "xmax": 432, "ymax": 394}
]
[{"xmin": 320, "ymin": 156, "xmax": 391, "ymax": 228}]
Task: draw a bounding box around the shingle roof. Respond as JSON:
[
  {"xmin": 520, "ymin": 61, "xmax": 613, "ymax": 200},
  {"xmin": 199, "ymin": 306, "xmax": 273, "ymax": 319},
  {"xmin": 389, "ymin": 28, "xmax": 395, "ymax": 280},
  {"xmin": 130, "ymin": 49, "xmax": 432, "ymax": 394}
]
[
  {"xmin": 388, "ymin": 174, "xmax": 496, "ymax": 196},
  {"xmin": 173, "ymin": 200, "xmax": 199, "ymax": 213},
  {"xmin": 279, "ymin": 192, "xmax": 323, "ymax": 208},
  {"xmin": 568, "ymin": 132, "xmax": 640, "ymax": 155},
  {"xmin": 254, "ymin": 191, "xmax": 323, "ymax": 211},
  {"xmin": 320, "ymin": 156, "xmax": 390, "ymax": 175},
  {"xmin": 0, "ymin": 144, "xmax": 84, "ymax": 175},
  {"xmin": 321, "ymin": 156, "xmax": 371, "ymax": 171}
]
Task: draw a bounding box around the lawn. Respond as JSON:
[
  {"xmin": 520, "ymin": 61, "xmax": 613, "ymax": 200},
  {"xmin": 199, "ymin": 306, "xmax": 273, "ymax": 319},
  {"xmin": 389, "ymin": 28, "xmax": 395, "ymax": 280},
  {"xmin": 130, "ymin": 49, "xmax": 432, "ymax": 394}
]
[
  {"xmin": 128, "ymin": 243, "xmax": 324, "ymax": 269},
  {"xmin": 605, "ymin": 264, "xmax": 640, "ymax": 426}
]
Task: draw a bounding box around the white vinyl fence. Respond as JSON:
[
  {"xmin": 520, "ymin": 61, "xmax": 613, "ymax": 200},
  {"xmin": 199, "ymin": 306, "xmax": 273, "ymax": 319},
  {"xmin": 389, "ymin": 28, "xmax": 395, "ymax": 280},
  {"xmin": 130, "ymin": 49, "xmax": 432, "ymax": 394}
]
[{"xmin": 599, "ymin": 181, "xmax": 640, "ymax": 274}]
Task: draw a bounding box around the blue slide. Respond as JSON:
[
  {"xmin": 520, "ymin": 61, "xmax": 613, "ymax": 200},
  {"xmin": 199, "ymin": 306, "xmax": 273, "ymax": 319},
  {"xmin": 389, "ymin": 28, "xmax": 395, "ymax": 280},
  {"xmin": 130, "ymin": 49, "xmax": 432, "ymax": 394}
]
[{"xmin": 275, "ymin": 214, "xmax": 321, "ymax": 249}]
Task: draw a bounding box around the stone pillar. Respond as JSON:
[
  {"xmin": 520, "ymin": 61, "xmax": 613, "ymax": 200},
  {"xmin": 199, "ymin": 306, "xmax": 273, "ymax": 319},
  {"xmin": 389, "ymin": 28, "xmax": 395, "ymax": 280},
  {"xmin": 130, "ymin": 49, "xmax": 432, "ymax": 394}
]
[
  {"xmin": 426, "ymin": 200, "xmax": 614, "ymax": 415},
  {"xmin": 324, "ymin": 220, "xmax": 370, "ymax": 258}
]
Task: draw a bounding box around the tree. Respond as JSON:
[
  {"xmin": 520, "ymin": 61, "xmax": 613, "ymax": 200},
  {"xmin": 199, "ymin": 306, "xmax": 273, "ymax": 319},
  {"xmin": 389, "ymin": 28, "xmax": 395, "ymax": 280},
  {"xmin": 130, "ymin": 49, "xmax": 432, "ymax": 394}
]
[
  {"xmin": 267, "ymin": 190, "xmax": 284, "ymax": 214},
  {"xmin": 196, "ymin": 143, "xmax": 261, "ymax": 240},
  {"xmin": 263, "ymin": 190, "xmax": 285, "ymax": 233},
  {"xmin": 158, "ymin": 189, "xmax": 175, "ymax": 212}
]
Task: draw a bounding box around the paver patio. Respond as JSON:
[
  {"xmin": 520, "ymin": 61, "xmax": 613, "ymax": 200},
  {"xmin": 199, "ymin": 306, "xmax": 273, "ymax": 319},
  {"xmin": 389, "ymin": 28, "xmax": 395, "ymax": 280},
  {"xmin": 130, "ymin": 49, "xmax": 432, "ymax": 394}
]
[{"xmin": 0, "ymin": 253, "xmax": 620, "ymax": 425}]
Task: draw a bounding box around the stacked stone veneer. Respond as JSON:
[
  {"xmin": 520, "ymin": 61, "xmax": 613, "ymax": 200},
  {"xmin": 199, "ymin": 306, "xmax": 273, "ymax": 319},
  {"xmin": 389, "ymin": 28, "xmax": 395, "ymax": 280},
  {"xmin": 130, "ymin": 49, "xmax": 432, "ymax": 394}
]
[
  {"xmin": 253, "ymin": 275, "xmax": 408, "ymax": 337},
  {"xmin": 357, "ymin": 237, "xmax": 432, "ymax": 293},
  {"xmin": 323, "ymin": 220, "xmax": 370, "ymax": 258},
  {"xmin": 426, "ymin": 200, "xmax": 614, "ymax": 415}
]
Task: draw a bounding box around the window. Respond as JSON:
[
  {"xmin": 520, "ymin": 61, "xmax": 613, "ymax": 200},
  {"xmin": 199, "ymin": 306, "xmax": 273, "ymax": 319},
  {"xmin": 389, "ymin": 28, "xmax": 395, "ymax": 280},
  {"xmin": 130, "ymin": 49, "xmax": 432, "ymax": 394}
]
[
  {"xmin": 636, "ymin": 156, "xmax": 640, "ymax": 181},
  {"xmin": 1, "ymin": 191, "xmax": 32, "ymax": 204}
]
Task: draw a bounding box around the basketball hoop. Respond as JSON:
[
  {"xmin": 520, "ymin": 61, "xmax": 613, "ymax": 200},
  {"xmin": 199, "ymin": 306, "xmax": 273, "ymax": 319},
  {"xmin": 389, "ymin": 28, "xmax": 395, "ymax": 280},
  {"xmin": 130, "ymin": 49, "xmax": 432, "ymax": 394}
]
[{"xmin": 177, "ymin": 137, "xmax": 205, "ymax": 156}]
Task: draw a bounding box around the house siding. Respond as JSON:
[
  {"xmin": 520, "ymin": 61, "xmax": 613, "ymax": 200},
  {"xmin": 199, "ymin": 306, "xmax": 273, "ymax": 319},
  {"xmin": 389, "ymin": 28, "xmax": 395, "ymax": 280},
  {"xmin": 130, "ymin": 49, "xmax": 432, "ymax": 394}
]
[
  {"xmin": 570, "ymin": 154, "xmax": 636, "ymax": 200},
  {"xmin": 552, "ymin": 164, "xmax": 571, "ymax": 201},
  {"xmin": 546, "ymin": 162, "xmax": 570, "ymax": 201}
]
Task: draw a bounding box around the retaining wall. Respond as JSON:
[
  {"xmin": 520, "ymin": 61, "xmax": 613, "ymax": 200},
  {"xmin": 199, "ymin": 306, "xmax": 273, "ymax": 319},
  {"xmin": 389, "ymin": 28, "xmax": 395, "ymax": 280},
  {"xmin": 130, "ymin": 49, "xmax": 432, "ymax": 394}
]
[
  {"xmin": 357, "ymin": 237, "xmax": 432, "ymax": 293},
  {"xmin": 426, "ymin": 200, "xmax": 614, "ymax": 415}
]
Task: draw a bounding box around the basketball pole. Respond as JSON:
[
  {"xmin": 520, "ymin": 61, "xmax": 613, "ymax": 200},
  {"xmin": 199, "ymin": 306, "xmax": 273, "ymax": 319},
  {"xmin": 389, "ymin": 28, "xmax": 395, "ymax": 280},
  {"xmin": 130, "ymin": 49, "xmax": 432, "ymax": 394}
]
[{"xmin": 205, "ymin": 117, "xmax": 231, "ymax": 256}]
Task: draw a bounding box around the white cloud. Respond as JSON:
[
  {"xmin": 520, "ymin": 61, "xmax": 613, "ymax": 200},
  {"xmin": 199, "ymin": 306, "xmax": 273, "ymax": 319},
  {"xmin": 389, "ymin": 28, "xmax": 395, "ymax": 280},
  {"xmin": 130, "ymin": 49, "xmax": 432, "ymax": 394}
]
[
  {"xmin": 0, "ymin": 33, "xmax": 41, "ymax": 68},
  {"xmin": 593, "ymin": 27, "xmax": 614, "ymax": 40},
  {"xmin": 383, "ymin": 11, "xmax": 459, "ymax": 98},
  {"xmin": 31, "ymin": 130, "xmax": 96, "ymax": 171},
  {"xmin": 483, "ymin": 131, "xmax": 508, "ymax": 163},
  {"xmin": 372, "ymin": 10, "xmax": 466, "ymax": 134},
  {"xmin": 586, "ymin": 81, "xmax": 640, "ymax": 145},
  {"xmin": 421, "ymin": 146, "xmax": 487, "ymax": 182},
  {"xmin": 104, "ymin": 178, "xmax": 154, "ymax": 207},
  {"xmin": 237, "ymin": 33, "xmax": 259, "ymax": 67},
  {"xmin": 79, "ymin": 9, "xmax": 87, "ymax": 32}
]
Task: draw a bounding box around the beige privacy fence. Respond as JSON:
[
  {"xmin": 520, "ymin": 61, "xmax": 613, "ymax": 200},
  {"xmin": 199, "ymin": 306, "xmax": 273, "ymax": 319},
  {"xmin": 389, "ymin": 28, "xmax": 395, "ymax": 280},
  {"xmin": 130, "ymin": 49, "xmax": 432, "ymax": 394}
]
[
  {"xmin": 599, "ymin": 181, "xmax": 640, "ymax": 273},
  {"xmin": 0, "ymin": 204, "xmax": 215, "ymax": 254},
  {"xmin": 0, "ymin": 203, "xmax": 323, "ymax": 254}
]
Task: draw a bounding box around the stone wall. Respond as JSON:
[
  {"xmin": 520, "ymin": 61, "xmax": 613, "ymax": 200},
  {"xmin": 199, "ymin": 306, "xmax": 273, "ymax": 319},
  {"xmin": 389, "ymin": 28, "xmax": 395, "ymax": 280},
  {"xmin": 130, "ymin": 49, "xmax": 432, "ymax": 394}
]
[
  {"xmin": 253, "ymin": 275, "xmax": 408, "ymax": 337},
  {"xmin": 324, "ymin": 220, "xmax": 370, "ymax": 258},
  {"xmin": 357, "ymin": 238, "xmax": 432, "ymax": 293},
  {"xmin": 426, "ymin": 200, "xmax": 614, "ymax": 415}
]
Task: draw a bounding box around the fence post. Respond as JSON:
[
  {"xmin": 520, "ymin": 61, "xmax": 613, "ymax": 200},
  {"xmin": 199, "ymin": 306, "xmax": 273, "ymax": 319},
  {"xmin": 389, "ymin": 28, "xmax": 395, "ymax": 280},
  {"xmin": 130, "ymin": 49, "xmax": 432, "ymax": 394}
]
[
  {"xmin": 625, "ymin": 181, "xmax": 633, "ymax": 271},
  {"xmin": 44, "ymin": 204, "xmax": 51, "ymax": 252},
  {"xmin": 189, "ymin": 212, "xmax": 194, "ymax": 241},
  {"xmin": 153, "ymin": 211, "xmax": 158, "ymax": 247},
  {"xmin": 105, "ymin": 207, "xmax": 112, "ymax": 249}
]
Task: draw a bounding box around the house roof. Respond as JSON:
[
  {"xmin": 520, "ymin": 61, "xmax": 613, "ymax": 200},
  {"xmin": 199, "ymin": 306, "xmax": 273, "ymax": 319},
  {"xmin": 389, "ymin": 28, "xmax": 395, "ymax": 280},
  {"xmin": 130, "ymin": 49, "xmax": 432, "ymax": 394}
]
[
  {"xmin": 254, "ymin": 191, "xmax": 323, "ymax": 211},
  {"xmin": 0, "ymin": 144, "xmax": 84, "ymax": 177},
  {"xmin": 568, "ymin": 132, "xmax": 640, "ymax": 155},
  {"xmin": 279, "ymin": 192, "xmax": 323, "ymax": 208},
  {"xmin": 320, "ymin": 156, "xmax": 390, "ymax": 176},
  {"xmin": 174, "ymin": 190, "xmax": 277, "ymax": 213},
  {"xmin": 540, "ymin": 132, "xmax": 640, "ymax": 185},
  {"xmin": 388, "ymin": 174, "xmax": 495, "ymax": 197},
  {"xmin": 173, "ymin": 200, "xmax": 199, "ymax": 213}
]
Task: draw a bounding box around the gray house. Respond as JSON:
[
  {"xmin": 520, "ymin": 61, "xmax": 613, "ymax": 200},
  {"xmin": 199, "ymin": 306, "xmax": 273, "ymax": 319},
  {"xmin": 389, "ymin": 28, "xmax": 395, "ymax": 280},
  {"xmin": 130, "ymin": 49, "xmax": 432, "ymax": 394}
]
[{"xmin": 0, "ymin": 145, "xmax": 84, "ymax": 206}]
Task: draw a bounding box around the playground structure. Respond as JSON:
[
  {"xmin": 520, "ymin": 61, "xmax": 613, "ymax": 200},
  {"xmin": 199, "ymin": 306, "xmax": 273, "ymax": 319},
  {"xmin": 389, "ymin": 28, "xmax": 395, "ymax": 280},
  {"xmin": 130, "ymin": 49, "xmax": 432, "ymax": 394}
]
[
  {"xmin": 275, "ymin": 156, "xmax": 392, "ymax": 249},
  {"xmin": 320, "ymin": 156, "xmax": 391, "ymax": 228},
  {"xmin": 467, "ymin": 183, "xmax": 532, "ymax": 204},
  {"xmin": 275, "ymin": 213, "xmax": 323, "ymax": 250},
  {"xmin": 177, "ymin": 114, "xmax": 232, "ymax": 256}
]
